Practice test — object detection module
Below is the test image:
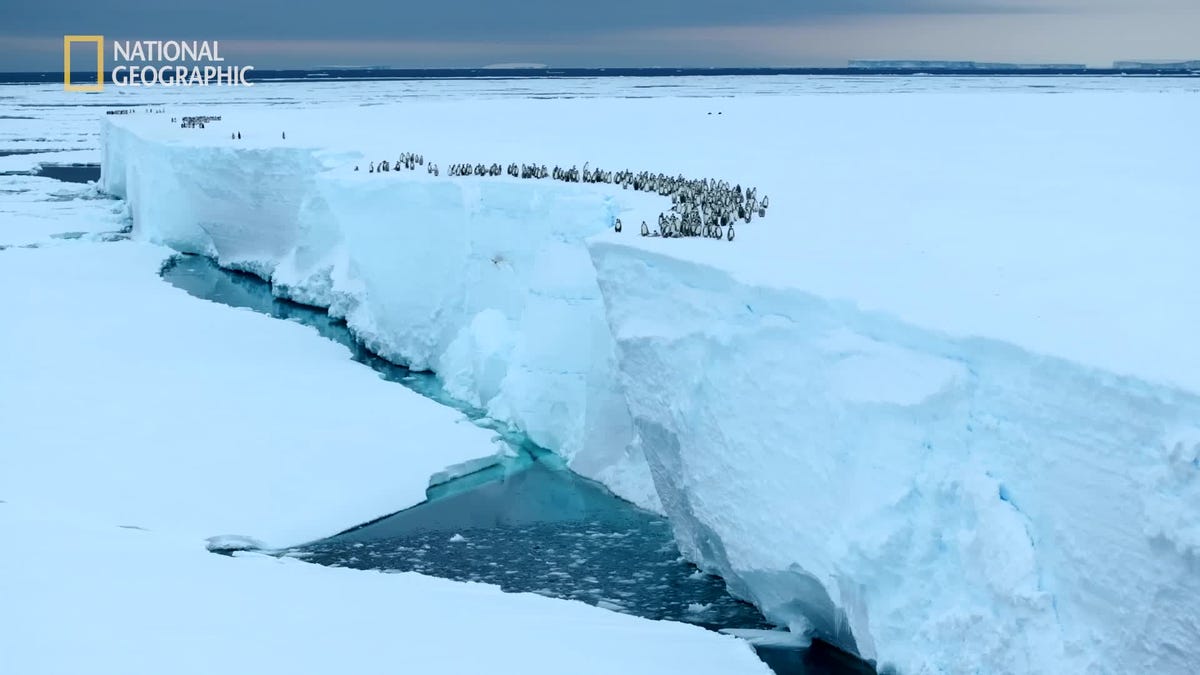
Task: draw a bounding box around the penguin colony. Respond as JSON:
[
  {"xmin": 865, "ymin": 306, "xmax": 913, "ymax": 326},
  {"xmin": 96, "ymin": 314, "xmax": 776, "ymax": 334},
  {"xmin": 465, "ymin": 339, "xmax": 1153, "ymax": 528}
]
[
  {"xmin": 358, "ymin": 159, "xmax": 768, "ymax": 242},
  {"xmin": 179, "ymin": 115, "xmax": 221, "ymax": 129},
  {"xmin": 106, "ymin": 107, "xmax": 166, "ymax": 115},
  {"xmin": 365, "ymin": 152, "xmax": 431, "ymax": 175}
]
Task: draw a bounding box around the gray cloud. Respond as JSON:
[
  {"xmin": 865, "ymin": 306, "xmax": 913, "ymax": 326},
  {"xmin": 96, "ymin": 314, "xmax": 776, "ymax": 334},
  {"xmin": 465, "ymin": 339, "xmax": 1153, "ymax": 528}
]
[
  {"xmin": 1, "ymin": 0, "xmax": 1196, "ymax": 69},
  {"xmin": 4, "ymin": 0, "xmax": 1055, "ymax": 42}
]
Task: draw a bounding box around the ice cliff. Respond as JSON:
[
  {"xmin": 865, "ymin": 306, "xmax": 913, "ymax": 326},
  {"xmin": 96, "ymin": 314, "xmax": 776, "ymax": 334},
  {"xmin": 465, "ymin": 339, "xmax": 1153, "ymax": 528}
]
[
  {"xmin": 101, "ymin": 118, "xmax": 661, "ymax": 511},
  {"xmin": 101, "ymin": 114, "xmax": 1200, "ymax": 674},
  {"xmin": 589, "ymin": 242, "xmax": 1200, "ymax": 674}
]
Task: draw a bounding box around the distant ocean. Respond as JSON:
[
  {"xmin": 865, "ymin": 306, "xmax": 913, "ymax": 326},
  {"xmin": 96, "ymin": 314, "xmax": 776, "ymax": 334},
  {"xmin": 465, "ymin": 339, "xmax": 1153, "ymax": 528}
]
[{"xmin": 3, "ymin": 66, "xmax": 1199, "ymax": 85}]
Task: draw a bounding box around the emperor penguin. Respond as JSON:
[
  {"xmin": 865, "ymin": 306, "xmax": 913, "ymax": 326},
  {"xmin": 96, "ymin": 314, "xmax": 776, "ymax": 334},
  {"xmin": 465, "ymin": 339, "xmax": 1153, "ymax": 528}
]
[{"xmin": 614, "ymin": 218, "xmax": 622, "ymax": 233}]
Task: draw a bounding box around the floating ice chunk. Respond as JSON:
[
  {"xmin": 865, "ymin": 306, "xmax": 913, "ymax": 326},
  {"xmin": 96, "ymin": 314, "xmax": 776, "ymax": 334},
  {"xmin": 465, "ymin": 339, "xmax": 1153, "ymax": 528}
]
[
  {"xmin": 449, "ymin": 533, "xmax": 467, "ymax": 543},
  {"xmin": 719, "ymin": 629, "xmax": 813, "ymax": 649},
  {"xmin": 205, "ymin": 535, "xmax": 266, "ymax": 553}
]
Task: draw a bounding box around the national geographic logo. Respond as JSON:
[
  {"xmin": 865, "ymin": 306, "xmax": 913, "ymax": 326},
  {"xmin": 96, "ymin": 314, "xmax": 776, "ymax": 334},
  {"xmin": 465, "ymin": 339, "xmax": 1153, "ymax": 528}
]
[
  {"xmin": 63, "ymin": 35, "xmax": 104, "ymax": 91},
  {"xmin": 63, "ymin": 36, "xmax": 254, "ymax": 90}
]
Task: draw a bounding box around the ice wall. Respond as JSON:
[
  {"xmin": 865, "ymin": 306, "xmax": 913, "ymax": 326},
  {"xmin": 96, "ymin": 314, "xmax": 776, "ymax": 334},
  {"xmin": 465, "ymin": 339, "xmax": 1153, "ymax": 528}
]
[
  {"xmin": 102, "ymin": 115, "xmax": 1200, "ymax": 674},
  {"xmin": 102, "ymin": 120, "xmax": 328, "ymax": 277},
  {"xmin": 589, "ymin": 241, "xmax": 1200, "ymax": 674},
  {"xmin": 100, "ymin": 119, "xmax": 660, "ymax": 510}
]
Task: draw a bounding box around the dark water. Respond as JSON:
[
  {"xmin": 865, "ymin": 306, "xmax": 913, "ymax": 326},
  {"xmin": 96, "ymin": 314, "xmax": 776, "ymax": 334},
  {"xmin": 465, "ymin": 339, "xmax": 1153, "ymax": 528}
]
[
  {"xmin": 0, "ymin": 148, "xmax": 74, "ymax": 156},
  {"xmin": 304, "ymin": 514, "xmax": 768, "ymax": 632},
  {"xmin": 34, "ymin": 164, "xmax": 100, "ymax": 183},
  {"xmin": 161, "ymin": 254, "xmax": 873, "ymax": 675}
]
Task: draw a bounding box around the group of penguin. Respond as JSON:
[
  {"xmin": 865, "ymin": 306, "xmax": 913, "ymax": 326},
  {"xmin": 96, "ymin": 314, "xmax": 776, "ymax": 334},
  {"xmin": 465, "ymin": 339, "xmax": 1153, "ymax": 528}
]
[
  {"xmin": 554, "ymin": 164, "xmax": 769, "ymax": 241},
  {"xmin": 354, "ymin": 157, "xmax": 768, "ymax": 242},
  {"xmin": 360, "ymin": 153, "xmax": 432, "ymax": 175},
  {"xmin": 611, "ymin": 172, "xmax": 767, "ymax": 241},
  {"xmin": 106, "ymin": 108, "xmax": 167, "ymax": 116},
  {"xmin": 179, "ymin": 115, "xmax": 221, "ymax": 129}
]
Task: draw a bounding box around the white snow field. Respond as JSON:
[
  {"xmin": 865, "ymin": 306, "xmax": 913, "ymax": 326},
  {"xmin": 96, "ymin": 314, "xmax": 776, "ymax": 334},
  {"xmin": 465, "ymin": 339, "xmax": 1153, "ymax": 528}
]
[
  {"xmin": 95, "ymin": 82, "xmax": 1200, "ymax": 674},
  {"xmin": 0, "ymin": 241, "xmax": 509, "ymax": 547},
  {"xmin": 0, "ymin": 179, "xmax": 125, "ymax": 246},
  {"xmin": 0, "ymin": 242, "xmax": 768, "ymax": 675},
  {"xmin": 0, "ymin": 500, "xmax": 767, "ymax": 675}
]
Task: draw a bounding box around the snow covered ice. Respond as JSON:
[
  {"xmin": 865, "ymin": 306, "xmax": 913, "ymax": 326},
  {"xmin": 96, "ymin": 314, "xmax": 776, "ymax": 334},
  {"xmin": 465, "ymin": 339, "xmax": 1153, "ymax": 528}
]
[
  {"xmin": 0, "ymin": 500, "xmax": 768, "ymax": 675},
  {"xmin": 0, "ymin": 236, "xmax": 768, "ymax": 675},
  {"xmin": 5, "ymin": 75, "xmax": 1200, "ymax": 674}
]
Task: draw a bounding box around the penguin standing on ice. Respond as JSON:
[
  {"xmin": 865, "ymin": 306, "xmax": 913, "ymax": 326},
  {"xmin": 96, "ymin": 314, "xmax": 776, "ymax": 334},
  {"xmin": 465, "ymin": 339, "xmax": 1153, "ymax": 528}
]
[
  {"xmin": 282, "ymin": 132, "xmax": 286, "ymax": 140},
  {"xmin": 727, "ymin": 225, "xmax": 735, "ymax": 242},
  {"xmin": 236, "ymin": 132, "xmax": 241, "ymax": 139},
  {"xmin": 640, "ymin": 221, "xmax": 649, "ymax": 236},
  {"xmin": 614, "ymin": 218, "xmax": 622, "ymax": 233},
  {"xmin": 369, "ymin": 162, "xmax": 375, "ymax": 173}
]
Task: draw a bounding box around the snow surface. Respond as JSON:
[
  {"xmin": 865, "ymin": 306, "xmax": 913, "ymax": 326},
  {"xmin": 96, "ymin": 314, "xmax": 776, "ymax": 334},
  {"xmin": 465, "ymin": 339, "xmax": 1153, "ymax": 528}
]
[
  {"xmin": 0, "ymin": 176, "xmax": 126, "ymax": 247},
  {"xmin": 0, "ymin": 500, "xmax": 768, "ymax": 675},
  {"xmin": 67, "ymin": 78, "xmax": 1200, "ymax": 673},
  {"xmin": 0, "ymin": 234, "xmax": 766, "ymax": 675},
  {"xmin": 0, "ymin": 241, "xmax": 510, "ymax": 547}
]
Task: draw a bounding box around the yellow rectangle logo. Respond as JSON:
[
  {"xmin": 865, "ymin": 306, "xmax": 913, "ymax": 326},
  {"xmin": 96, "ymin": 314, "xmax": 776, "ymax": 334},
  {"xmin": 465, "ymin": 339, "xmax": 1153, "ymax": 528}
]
[{"xmin": 64, "ymin": 35, "xmax": 104, "ymax": 91}]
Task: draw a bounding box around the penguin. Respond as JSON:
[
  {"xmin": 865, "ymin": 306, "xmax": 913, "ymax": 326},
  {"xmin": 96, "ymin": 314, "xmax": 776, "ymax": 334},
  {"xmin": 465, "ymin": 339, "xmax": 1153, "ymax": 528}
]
[
  {"xmin": 640, "ymin": 221, "xmax": 649, "ymax": 236},
  {"xmin": 369, "ymin": 161, "xmax": 375, "ymax": 173},
  {"xmin": 727, "ymin": 225, "xmax": 735, "ymax": 242},
  {"xmin": 236, "ymin": 131, "xmax": 241, "ymax": 139},
  {"xmin": 282, "ymin": 132, "xmax": 286, "ymax": 140},
  {"xmin": 354, "ymin": 166, "xmax": 359, "ymax": 171},
  {"xmin": 614, "ymin": 218, "xmax": 622, "ymax": 233}
]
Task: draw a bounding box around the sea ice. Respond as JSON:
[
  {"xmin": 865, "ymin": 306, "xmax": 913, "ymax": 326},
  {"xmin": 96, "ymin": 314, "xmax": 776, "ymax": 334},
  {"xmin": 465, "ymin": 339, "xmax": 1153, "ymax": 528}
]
[{"xmin": 89, "ymin": 83, "xmax": 1200, "ymax": 674}]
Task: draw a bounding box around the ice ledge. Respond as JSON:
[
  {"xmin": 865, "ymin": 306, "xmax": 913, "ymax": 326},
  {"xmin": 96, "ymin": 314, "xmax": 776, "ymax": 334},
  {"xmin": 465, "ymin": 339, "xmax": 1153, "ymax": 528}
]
[
  {"xmin": 588, "ymin": 240, "xmax": 1200, "ymax": 674},
  {"xmin": 100, "ymin": 116, "xmax": 662, "ymax": 513}
]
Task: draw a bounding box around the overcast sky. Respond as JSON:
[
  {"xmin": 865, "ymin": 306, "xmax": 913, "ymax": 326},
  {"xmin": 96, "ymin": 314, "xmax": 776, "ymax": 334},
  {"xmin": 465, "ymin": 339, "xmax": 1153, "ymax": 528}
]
[{"xmin": 2, "ymin": 0, "xmax": 1197, "ymax": 70}]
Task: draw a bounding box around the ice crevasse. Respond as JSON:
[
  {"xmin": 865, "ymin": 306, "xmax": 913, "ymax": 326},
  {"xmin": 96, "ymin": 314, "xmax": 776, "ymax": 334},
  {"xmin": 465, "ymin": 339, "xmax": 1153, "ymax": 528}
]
[
  {"xmin": 101, "ymin": 116, "xmax": 1200, "ymax": 674},
  {"xmin": 102, "ymin": 118, "xmax": 661, "ymax": 510}
]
